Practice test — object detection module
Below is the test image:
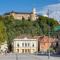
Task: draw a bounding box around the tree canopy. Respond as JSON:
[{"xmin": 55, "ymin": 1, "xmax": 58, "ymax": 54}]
[{"xmin": 0, "ymin": 15, "xmax": 59, "ymax": 45}]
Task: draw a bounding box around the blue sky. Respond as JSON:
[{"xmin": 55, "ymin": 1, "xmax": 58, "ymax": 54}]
[{"xmin": 0, "ymin": 0, "xmax": 60, "ymax": 14}]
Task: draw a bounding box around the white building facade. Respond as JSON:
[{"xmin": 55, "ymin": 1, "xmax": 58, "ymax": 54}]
[{"xmin": 13, "ymin": 37, "xmax": 38, "ymax": 53}]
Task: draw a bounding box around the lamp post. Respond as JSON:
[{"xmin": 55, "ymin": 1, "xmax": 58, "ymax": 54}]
[
  {"xmin": 16, "ymin": 53, "xmax": 18, "ymax": 60},
  {"xmin": 47, "ymin": 9, "xmax": 50, "ymax": 59},
  {"xmin": 48, "ymin": 31, "xmax": 50, "ymax": 59}
]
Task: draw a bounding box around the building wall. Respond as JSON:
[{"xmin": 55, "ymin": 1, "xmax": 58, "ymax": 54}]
[
  {"xmin": 13, "ymin": 38, "xmax": 38, "ymax": 53},
  {"xmin": 38, "ymin": 36, "xmax": 55, "ymax": 52},
  {"xmin": 40, "ymin": 42, "xmax": 51, "ymax": 52},
  {"xmin": 30, "ymin": 13, "xmax": 37, "ymax": 21},
  {"xmin": 56, "ymin": 40, "xmax": 60, "ymax": 53},
  {"xmin": 5, "ymin": 8, "xmax": 37, "ymax": 21},
  {"xmin": 11, "ymin": 13, "xmax": 31, "ymax": 20}
]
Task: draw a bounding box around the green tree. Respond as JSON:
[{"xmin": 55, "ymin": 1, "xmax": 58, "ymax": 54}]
[{"xmin": 0, "ymin": 21, "xmax": 8, "ymax": 44}]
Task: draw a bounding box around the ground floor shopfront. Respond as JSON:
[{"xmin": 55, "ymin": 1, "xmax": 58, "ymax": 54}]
[{"xmin": 14, "ymin": 48, "xmax": 37, "ymax": 53}]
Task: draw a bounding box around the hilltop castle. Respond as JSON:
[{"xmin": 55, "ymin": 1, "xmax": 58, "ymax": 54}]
[{"xmin": 4, "ymin": 8, "xmax": 38, "ymax": 21}]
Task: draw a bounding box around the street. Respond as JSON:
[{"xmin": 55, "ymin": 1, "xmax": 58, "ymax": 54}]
[{"xmin": 0, "ymin": 53, "xmax": 60, "ymax": 60}]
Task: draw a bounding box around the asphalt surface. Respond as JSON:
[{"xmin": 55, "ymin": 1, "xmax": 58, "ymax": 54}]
[{"xmin": 0, "ymin": 53, "xmax": 60, "ymax": 60}]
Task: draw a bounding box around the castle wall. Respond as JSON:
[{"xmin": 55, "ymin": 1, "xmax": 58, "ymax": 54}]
[
  {"xmin": 11, "ymin": 13, "xmax": 37, "ymax": 21},
  {"xmin": 30, "ymin": 14, "xmax": 37, "ymax": 21},
  {"xmin": 5, "ymin": 8, "xmax": 38, "ymax": 21},
  {"xmin": 11, "ymin": 13, "xmax": 31, "ymax": 20}
]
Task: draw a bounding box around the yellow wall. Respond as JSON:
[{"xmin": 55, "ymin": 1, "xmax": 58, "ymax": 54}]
[{"xmin": 14, "ymin": 47, "xmax": 37, "ymax": 53}]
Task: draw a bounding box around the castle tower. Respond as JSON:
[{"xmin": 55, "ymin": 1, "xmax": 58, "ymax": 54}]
[
  {"xmin": 31, "ymin": 8, "xmax": 37, "ymax": 21},
  {"xmin": 32, "ymin": 8, "xmax": 36, "ymax": 14}
]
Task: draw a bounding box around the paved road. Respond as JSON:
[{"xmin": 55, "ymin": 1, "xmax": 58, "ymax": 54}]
[{"xmin": 0, "ymin": 53, "xmax": 60, "ymax": 60}]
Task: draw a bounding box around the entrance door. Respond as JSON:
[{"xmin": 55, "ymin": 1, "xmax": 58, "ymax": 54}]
[
  {"xmin": 22, "ymin": 49, "xmax": 31, "ymax": 53},
  {"xmin": 28, "ymin": 49, "xmax": 31, "ymax": 53},
  {"xmin": 25, "ymin": 49, "xmax": 31, "ymax": 53},
  {"xmin": 25, "ymin": 49, "xmax": 27, "ymax": 53},
  {"xmin": 22, "ymin": 49, "xmax": 24, "ymax": 53}
]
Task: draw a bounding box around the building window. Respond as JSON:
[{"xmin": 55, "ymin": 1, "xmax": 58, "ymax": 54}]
[
  {"xmin": 25, "ymin": 43, "xmax": 27, "ymax": 47},
  {"xmin": 28, "ymin": 49, "xmax": 30, "ymax": 53},
  {"xmin": 22, "ymin": 43, "xmax": 24, "ymax": 47},
  {"xmin": 32, "ymin": 44, "xmax": 34, "ymax": 47},
  {"xmin": 17, "ymin": 43, "xmax": 19, "ymax": 47},
  {"xmin": 25, "ymin": 49, "xmax": 27, "ymax": 53},
  {"xmin": 22, "ymin": 49, "xmax": 24, "ymax": 53},
  {"xmin": 17, "ymin": 49, "xmax": 19, "ymax": 53}
]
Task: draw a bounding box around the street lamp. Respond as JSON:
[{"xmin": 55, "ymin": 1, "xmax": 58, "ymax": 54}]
[
  {"xmin": 47, "ymin": 9, "xmax": 50, "ymax": 59},
  {"xmin": 48, "ymin": 31, "xmax": 50, "ymax": 59},
  {"xmin": 16, "ymin": 53, "xmax": 18, "ymax": 60}
]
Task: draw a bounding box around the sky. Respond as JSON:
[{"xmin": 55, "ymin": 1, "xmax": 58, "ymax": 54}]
[{"xmin": 0, "ymin": 0, "xmax": 60, "ymax": 14}]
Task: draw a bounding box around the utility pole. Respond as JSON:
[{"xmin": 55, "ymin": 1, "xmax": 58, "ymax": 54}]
[
  {"xmin": 47, "ymin": 9, "xmax": 50, "ymax": 59},
  {"xmin": 16, "ymin": 53, "xmax": 18, "ymax": 60}
]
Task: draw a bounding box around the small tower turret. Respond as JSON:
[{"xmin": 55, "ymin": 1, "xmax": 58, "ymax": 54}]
[
  {"xmin": 31, "ymin": 8, "xmax": 37, "ymax": 21},
  {"xmin": 32, "ymin": 8, "xmax": 36, "ymax": 14}
]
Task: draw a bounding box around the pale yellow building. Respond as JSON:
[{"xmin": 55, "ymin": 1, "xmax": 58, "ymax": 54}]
[
  {"xmin": 4, "ymin": 8, "xmax": 38, "ymax": 21},
  {"xmin": 13, "ymin": 36, "xmax": 38, "ymax": 53}
]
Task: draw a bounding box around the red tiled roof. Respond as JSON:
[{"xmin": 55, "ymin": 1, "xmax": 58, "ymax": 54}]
[{"xmin": 38, "ymin": 36, "xmax": 55, "ymax": 43}]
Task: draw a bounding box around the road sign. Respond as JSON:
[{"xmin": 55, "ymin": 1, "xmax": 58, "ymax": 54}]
[{"xmin": 53, "ymin": 25, "xmax": 60, "ymax": 31}]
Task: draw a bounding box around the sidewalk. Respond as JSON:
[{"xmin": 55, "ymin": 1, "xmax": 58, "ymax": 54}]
[
  {"xmin": 35, "ymin": 55, "xmax": 60, "ymax": 60},
  {"xmin": 0, "ymin": 53, "xmax": 60, "ymax": 60}
]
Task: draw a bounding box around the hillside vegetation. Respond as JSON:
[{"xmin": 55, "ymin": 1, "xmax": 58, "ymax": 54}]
[{"xmin": 0, "ymin": 15, "xmax": 59, "ymax": 46}]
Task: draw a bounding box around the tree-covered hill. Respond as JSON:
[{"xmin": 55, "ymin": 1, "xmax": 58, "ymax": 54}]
[{"xmin": 0, "ymin": 15, "xmax": 59, "ymax": 51}]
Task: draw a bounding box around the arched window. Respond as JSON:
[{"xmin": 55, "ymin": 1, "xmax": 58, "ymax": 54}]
[
  {"xmin": 17, "ymin": 43, "xmax": 19, "ymax": 47},
  {"xmin": 17, "ymin": 49, "xmax": 19, "ymax": 53},
  {"xmin": 32, "ymin": 44, "xmax": 34, "ymax": 47},
  {"xmin": 22, "ymin": 43, "xmax": 24, "ymax": 47},
  {"xmin": 25, "ymin": 43, "xmax": 27, "ymax": 47}
]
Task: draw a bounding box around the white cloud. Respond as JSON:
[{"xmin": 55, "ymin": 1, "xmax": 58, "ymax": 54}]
[{"xmin": 40, "ymin": 3, "xmax": 60, "ymax": 22}]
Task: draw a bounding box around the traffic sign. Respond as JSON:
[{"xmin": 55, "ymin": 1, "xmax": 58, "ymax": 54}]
[{"xmin": 54, "ymin": 25, "xmax": 60, "ymax": 31}]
